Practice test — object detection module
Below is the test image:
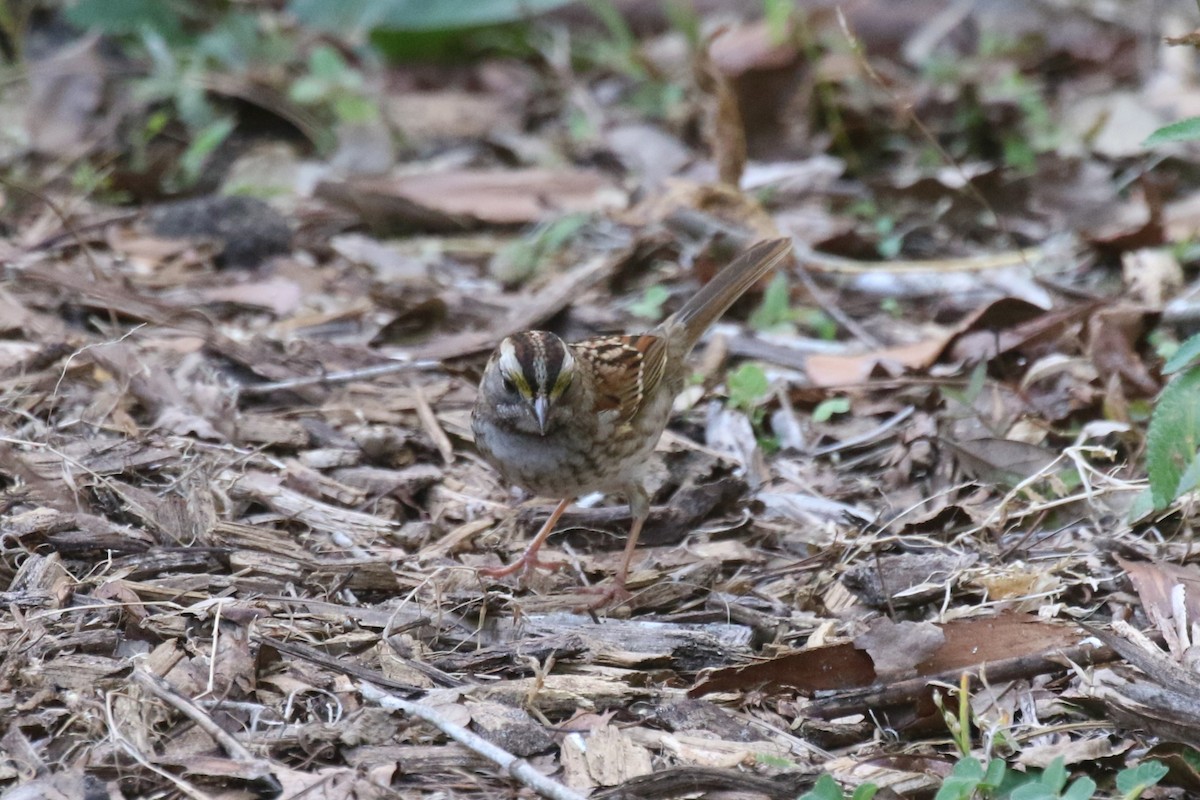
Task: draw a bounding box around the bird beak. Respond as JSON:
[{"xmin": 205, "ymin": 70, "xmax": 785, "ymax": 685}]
[{"xmin": 533, "ymin": 395, "xmax": 550, "ymax": 435}]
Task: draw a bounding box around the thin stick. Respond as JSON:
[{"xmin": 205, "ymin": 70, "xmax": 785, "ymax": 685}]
[
  {"xmin": 413, "ymin": 381, "xmax": 455, "ymax": 464},
  {"xmin": 104, "ymin": 688, "xmax": 214, "ymax": 800},
  {"xmin": 359, "ymin": 681, "xmax": 587, "ymax": 800},
  {"xmin": 792, "ymin": 261, "xmax": 881, "ymax": 348},
  {"xmin": 805, "ymin": 637, "xmax": 1116, "ymax": 719},
  {"xmin": 132, "ymin": 668, "xmax": 263, "ymax": 767},
  {"xmin": 238, "ymin": 358, "xmax": 442, "ymax": 395}
]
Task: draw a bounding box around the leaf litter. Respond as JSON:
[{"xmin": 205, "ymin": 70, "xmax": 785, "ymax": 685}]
[{"xmin": 1, "ymin": 2, "xmax": 1200, "ymax": 798}]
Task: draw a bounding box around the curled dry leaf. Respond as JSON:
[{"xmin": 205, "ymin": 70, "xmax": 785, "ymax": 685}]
[
  {"xmin": 805, "ymin": 297, "xmax": 1058, "ymax": 387},
  {"xmin": 1117, "ymin": 555, "xmax": 1200, "ymax": 661},
  {"xmin": 1086, "ymin": 306, "xmax": 1160, "ymax": 397},
  {"xmin": 853, "ymin": 617, "xmax": 946, "ymax": 681}
]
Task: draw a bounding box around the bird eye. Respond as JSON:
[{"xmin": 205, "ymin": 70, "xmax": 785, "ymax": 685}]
[{"xmin": 502, "ymin": 376, "xmax": 517, "ymax": 394}]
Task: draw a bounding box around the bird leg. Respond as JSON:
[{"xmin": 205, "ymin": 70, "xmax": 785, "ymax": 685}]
[
  {"xmin": 579, "ymin": 486, "xmax": 648, "ymax": 608},
  {"xmin": 479, "ymin": 498, "xmax": 572, "ymax": 579}
]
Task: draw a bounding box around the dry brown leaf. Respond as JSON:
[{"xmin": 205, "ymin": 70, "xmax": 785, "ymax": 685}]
[
  {"xmin": 318, "ymin": 168, "xmax": 625, "ymax": 231},
  {"xmin": 1123, "ymin": 248, "xmax": 1183, "ymax": 307},
  {"xmin": 561, "ymin": 724, "xmax": 653, "ymax": 790},
  {"xmin": 805, "ymin": 338, "xmax": 947, "ymax": 387},
  {"xmin": 854, "ymin": 617, "xmax": 946, "ymax": 680},
  {"xmin": 693, "ymin": 614, "xmax": 1087, "ymax": 699},
  {"xmin": 191, "ymin": 278, "xmax": 304, "ymax": 316},
  {"xmin": 384, "ymin": 90, "xmax": 521, "ymax": 145},
  {"xmin": 806, "ymin": 298, "xmax": 1098, "ymax": 387},
  {"xmin": 25, "ymin": 35, "xmax": 107, "ymax": 157},
  {"xmin": 709, "ymin": 20, "xmax": 800, "ymax": 77},
  {"xmin": 944, "ymin": 437, "xmax": 1060, "ymax": 485},
  {"xmin": 1018, "ymin": 736, "xmax": 1131, "ymax": 769},
  {"xmin": 1086, "ymin": 306, "xmax": 1160, "ymax": 397},
  {"xmin": 1118, "ymin": 555, "xmax": 1200, "ymax": 660}
]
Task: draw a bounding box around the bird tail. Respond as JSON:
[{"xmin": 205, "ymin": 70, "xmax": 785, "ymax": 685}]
[{"xmin": 669, "ymin": 237, "xmax": 793, "ymax": 352}]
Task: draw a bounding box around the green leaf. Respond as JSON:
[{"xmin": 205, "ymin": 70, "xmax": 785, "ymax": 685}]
[
  {"xmin": 196, "ymin": 11, "xmax": 282, "ymax": 69},
  {"xmin": 878, "ymin": 233, "xmax": 903, "ymax": 259},
  {"xmin": 982, "ymin": 758, "xmax": 1008, "ymax": 788},
  {"xmin": 537, "ymin": 214, "xmax": 589, "ymax": 253},
  {"xmin": 934, "ymin": 758, "xmax": 986, "ymax": 800},
  {"xmin": 179, "ymin": 116, "xmax": 236, "ymax": 185},
  {"xmin": 144, "ymin": 109, "xmax": 171, "ymax": 139},
  {"xmin": 763, "ymin": 0, "xmax": 791, "ymax": 41},
  {"xmin": 1145, "ymin": 116, "xmax": 1200, "ymax": 147},
  {"xmin": 1042, "ymin": 757, "xmax": 1068, "ymax": 792},
  {"xmin": 309, "ymin": 44, "xmax": 349, "ymax": 78},
  {"xmin": 1010, "ymin": 784, "xmax": 1058, "ymax": 800},
  {"xmin": 1116, "ymin": 760, "xmax": 1168, "ymax": 796},
  {"xmin": 289, "ymin": 75, "xmax": 328, "ymax": 105},
  {"xmin": 850, "ymin": 784, "xmax": 878, "ymax": 800},
  {"xmin": 933, "ymin": 778, "xmax": 977, "ymax": 800},
  {"xmin": 332, "ymin": 94, "xmax": 378, "ymax": 123},
  {"xmin": 1003, "ymin": 133, "xmax": 1037, "ymax": 172},
  {"xmin": 587, "ymin": 0, "xmax": 638, "ymax": 56},
  {"xmin": 1176, "ymin": 452, "xmax": 1200, "ymax": 499},
  {"xmin": 174, "ymin": 70, "xmax": 221, "ymax": 128},
  {"xmin": 1126, "ymin": 487, "xmax": 1157, "ymax": 524},
  {"xmin": 1181, "ymin": 745, "xmax": 1200, "ymax": 770},
  {"xmin": 1146, "ymin": 364, "xmax": 1200, "ymax": 508},
  {"xmin": 793, "ymin": 306, "xmax": 838, "ymax": 339},
  {"xmin": 754, "ymin": 751, "xmax": 794, "ymax": 769},
  {"xmin": 490, "ymin": 214, "xmax": 588, "ymax": 285},
  {"xmin": 933, "ymin": 782, "xmax": 973, "ymax": 800},
  {"xmin": 727, "ymin": 363, "xmax": 770, "ymax": 412},
  {"xmin": 950, "ymin": 757, "xmax": 986, "ymax": 781},
  {"xmin": 287, "ymin": 0, "xmax": 390, "ymax": 35},
  {"xmin": 799, "ymin": 774, "xmax": 845, "ymax": 800},
  {"xmin": 290, "ymin": 0, "xmax": 575, "ymax": 32},
  {"xmin": 749, "ymin": 273, "xmax": 791, "ymax": 332},
  {"xmin": 1060, "ymin": 776, "xmax": 1097, "ymax": 800},
  {"xmin": 812, "ymin": 397, "xmax": 850, "ymax": 423},
  {"xmin": 66, "ymin": 0, "xmax": 185, "ymax": 40},
  {"xmin": 629, "ymin": 285, "xmax": 670, "ymax": 322},
  {"xmin": 1164, "ymin": 332, "xmax": 1200, "ymax": 375},
  {"xmin": 964, "ymin": 360, "xmax": 988, "ymax": 403}
]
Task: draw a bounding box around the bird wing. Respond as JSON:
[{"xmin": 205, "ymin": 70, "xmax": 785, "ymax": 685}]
[{"xmin": 574, "ymin": 334, "xmax": 669, "ymax": 426}]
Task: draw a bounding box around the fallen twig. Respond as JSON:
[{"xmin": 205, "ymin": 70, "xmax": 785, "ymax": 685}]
[
  {"xmin": 132, "ymin": 668, "xmax": 268, "ymax": 770},
  {"xmin": 241, "ymin": 244, "xmax": 634, "ymax": 396},
  {"xmin": 360, "ymin": 681, "xmax": 587, "ymax": 800}
]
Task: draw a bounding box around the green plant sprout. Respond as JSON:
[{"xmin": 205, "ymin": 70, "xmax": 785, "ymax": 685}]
[
  {"xmin": 491, "ymin": 214, "xmax": 590, "ymax": 286},
  {"xmin": 628, "ymin": 285, "xmax": 670, "ymax": 322},
  {"xmin": 799, "ymin": 774, "xmax": 878, "ymax": 800},
  {"xmin": 812, "ymin": 397, "xmax": 849, "ymax": 423},
  {"xmin": 1145, "ymin": 332, "xmax": 1200, "ymax": 509},
  {"xmin": 289, "ymin": 44, "xmax": 378, "ymax": 127},
  {"xmin": 749, "ymin": 273, "xmax": 836, "ymax": 338},
  {"xmin": 727, "ymin": 362, "xmax": 770, "ymax": 413},
  {"xmin": 926, "ymin": 675, "xmax": 1167, "ymax": 800}
]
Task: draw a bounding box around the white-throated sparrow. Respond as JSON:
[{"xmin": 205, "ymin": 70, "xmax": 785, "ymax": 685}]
[{"xmin": 471, "ymin": 238, "xmax": 793, "ymax": 604}]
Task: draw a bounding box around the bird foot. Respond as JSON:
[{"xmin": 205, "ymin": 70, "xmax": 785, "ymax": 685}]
[
  {"xmin": 479, "ymin": 552, "xmax": 569, "ymax": 581},
  {"xmin": 575, "ymin": 579, "xmax": 632, "ymax": 610}
]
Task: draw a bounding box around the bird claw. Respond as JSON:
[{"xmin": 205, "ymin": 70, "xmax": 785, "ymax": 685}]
[
  {"xmin": 479, "ymin": 553, "xmax": 569, "ymax": 581},
  {"xmin": 574, "ymin": 580, "xmax": 632, "ymax": 610}
]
